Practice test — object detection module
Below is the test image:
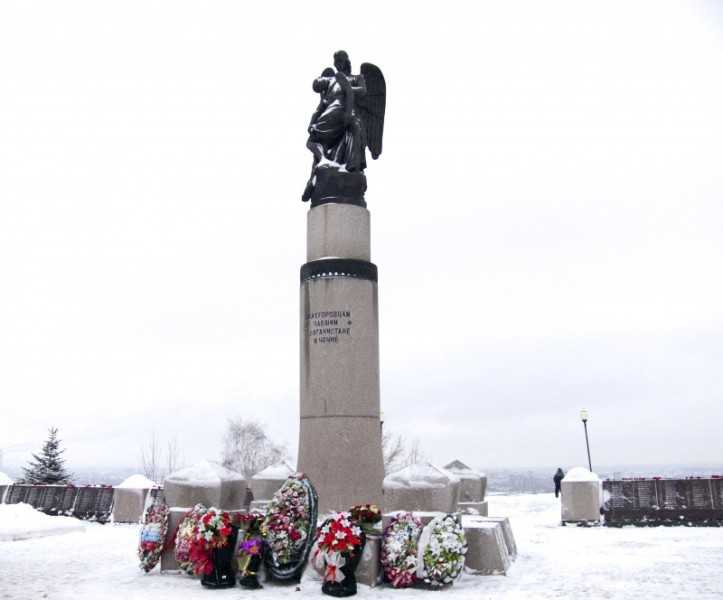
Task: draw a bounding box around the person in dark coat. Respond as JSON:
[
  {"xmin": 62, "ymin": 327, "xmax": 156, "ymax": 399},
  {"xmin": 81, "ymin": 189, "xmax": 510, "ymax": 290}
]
[{"xmin": 553, "ymin": 468, "xmax": 565, "ymax": 498}]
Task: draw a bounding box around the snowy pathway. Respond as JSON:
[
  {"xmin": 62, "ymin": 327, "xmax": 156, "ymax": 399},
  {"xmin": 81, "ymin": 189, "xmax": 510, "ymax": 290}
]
[{"xmin": 1, "ymin": 494, "xmax": 722, "ymax": 599}]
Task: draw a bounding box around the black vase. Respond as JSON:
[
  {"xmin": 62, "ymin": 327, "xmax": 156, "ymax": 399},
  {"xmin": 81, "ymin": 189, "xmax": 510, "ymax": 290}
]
[
  {"xmin": 201, "ymin": 528, "xmax": 238, "ymax": 589},
  {"xmin": 321, "ymin": 534, "xmax": 366, "ymax": 598},
  {"xmin": 239, "ymin": 553, "xmax": 263, "ymax": 589}
]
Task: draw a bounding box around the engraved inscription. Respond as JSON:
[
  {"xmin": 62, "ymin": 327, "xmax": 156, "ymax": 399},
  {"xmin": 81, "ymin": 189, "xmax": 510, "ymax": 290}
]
[{"xmin": 305, "ymin": 310, "xmax": 352, "ymax": 344}]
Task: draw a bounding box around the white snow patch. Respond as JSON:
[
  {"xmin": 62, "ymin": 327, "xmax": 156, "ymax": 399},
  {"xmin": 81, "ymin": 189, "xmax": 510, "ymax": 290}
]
[
  {"xmin": 0, "ymin": 503, "xmax": 85, "ymax": 541},
  {"xmin": 563, "ymin": 467, "xmax": 600, "ymax": 482},
  {"xmin": 164, "ymin": 460, "xmax": 244, "ymax": 487},
  {"xmin": 384, "ymin": 462, "xmax": 459, "ymax": 489},
  {"xmin": 117, "ymin": 474, "xmax": 157, "ymax": 489},
  {"xmin": 0, "ymin": 471, "xmax": 13, "ymax": 485},
  {"xmin": 252, "ymin": 461, "xmax": 295, "ymax": 480}
]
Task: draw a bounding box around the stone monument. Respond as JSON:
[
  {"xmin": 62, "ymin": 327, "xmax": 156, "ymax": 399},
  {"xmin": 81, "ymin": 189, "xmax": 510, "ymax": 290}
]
[
  {"xmin": 160, "ymin": 460, "xmax": 247, "ymax": 571},
  {"xmin": 560, "ymin": 466, "xmax": 602, "ymax": 524},
  {"xmin": 383, "ymin": 462, "xmax": 461, "ymax": 513},
  {"xmin": 297, "ymin": 51, "xmax": 386, "ymax": 513}
]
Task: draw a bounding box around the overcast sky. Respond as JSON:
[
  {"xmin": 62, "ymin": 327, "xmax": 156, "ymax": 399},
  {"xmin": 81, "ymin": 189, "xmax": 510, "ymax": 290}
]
[{"xmin": 1, "ymin": 1, "xmax": 722, "ymax": 476}]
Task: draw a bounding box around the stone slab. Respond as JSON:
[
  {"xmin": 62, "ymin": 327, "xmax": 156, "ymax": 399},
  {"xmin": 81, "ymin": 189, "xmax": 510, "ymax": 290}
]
[
  {"xmin": 248, "ymin": 478, "xmax": 284, "ymax": 502},
  {"xmin": 112, "ymin": 487, "xmax": 149, "ymax": 523},
  {"xmin": 383, "ymin": 480, "xmax": 460, "ymax": 513},
  {"xmin": 160, "ymin": 508, "xmax": 187, "ymax": 572},
  {"xmin": 458, "ymin": 501, "xmax": 489, "ymax": 517},
  {"xmin": 561, "ymin": 480, "xmax": 601, "ymax": 523},
  {"xmin": 469, "ymin": 516, "xmax": 517, "ymax": 559},
  {"xmin": 307, "ymin": 203, "xmax": 370, "ymax": 261},
  {"xmin": 463, "ymin": 520, "xmax": 511, "ymax": 575},
  {"xmin": 457, "ymin": 476, "xmax": 486, "ymax": 503},
  {"xmin": 163, "ymin": 478, "xmax": 247, "ymax": 511},
  {"xmin": 356, "ymin": 533, "xmax": 382, "ymax": 587}
]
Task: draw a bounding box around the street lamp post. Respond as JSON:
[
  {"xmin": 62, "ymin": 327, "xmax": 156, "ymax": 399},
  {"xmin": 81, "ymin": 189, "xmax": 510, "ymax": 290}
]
[{"xmin": 580, "ymin": 409, "xmax": 592, "ymax": 472}]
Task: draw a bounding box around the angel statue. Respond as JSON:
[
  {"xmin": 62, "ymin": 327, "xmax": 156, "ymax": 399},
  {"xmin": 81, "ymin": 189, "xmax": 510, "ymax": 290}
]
[{"xmin": 302, "ymin": 50, "xmax": 386, "ymax": 207}]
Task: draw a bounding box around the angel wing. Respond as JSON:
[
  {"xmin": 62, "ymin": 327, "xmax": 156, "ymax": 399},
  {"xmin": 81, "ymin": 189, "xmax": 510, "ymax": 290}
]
[{"xmin": 356, "ymin": 63, "xmax": 386, "ymax": 160}]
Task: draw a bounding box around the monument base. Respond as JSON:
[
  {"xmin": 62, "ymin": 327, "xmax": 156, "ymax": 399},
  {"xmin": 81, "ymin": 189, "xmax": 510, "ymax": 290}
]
[
  {"xmin": 298, "ymin": 416, "xmax": 383, "ymax": 512},
  {"xmin": 307, "ymin": 165, "xmax": 367, "ymax": 208}
]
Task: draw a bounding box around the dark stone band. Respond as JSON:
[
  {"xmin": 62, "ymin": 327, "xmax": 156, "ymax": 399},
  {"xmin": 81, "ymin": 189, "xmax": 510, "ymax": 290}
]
[{"xmin": 300, "ymin": 258, "xmax": 378, "ymax": 283}]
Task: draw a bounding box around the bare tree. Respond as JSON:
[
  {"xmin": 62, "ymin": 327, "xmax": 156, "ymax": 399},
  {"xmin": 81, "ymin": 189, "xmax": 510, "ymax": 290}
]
[
  {"xmin": 140, "ymin": 433, "xmax": 184, "ymax": 483},
  {"xmin": 221, "ymin": 418, "xmax": 286, "ymax": 479},
  {"xmin": 382, "ymin": 429, "xmax": 406, "ymax": 474},
  {"xmin": 166, "ymin": 436, "xmax": 182, "ymax": 478},
  {"xmin": 140, "ymin": 432, "xmax": 161, "ymax": 483},
  {"xmin": 404, "ymin": 438, "xmax": 427, "ymax": 466}
]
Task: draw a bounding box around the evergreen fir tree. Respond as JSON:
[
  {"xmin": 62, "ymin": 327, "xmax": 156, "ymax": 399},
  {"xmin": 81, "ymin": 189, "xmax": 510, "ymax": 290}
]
[{"xmin": 22, "ymin": 427, "xmax": 72, "ymax": 484}]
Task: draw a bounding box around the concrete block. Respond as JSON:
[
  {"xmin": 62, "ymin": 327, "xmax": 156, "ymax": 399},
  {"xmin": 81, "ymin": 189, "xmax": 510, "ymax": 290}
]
[
  {"xmin": 383, "ymin": 463, "xmax": 461, "ymax": 513},
  {"xmin": 160, "ymin": 508, "xmax": 187, "ymax": 572},
  {"xmin": 470, "ymin": 516, "xmax": 517, "ymax": 559},
  {"xmin": 462, "ymin": 518, "xmax": 511, "ymax": 575},
  {"xmin": 163, "ymin": 460, "xmax": 247, "ymax": 511},
  {"xmin": 561, "ymin": 481, "xmax": 602, "ymax": 523},
  {"xmin": 383, "ymin": 484, "xmax": 459, "ymax": 513},
  {"xmin": 249, "ymin": 478, "xmax": 284, "ymax": 502},
  {"xmin": 112, "ymin": 487, "xmax": 149, "ymax": 523},
  {"xmin": 356, "ymin": 533, "xmax": 382, "ymax": 587},
  {"xmin": 458, "ymin": 501, "xmax": 488, "ymax": 517}
]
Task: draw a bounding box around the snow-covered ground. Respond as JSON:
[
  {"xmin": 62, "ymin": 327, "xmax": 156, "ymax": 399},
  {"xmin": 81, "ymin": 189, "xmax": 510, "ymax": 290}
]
[
  {"xmin": 1, "ymin": 493, "xmax": 722, "ymax": 599},
  {"xmin": 0, "ymin": 503, "xmax": 85, "ymax": 542}
]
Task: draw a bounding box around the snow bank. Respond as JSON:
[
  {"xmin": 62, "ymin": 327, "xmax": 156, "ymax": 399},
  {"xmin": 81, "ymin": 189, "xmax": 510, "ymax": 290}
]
[
  {"xmin": 384, "ymin": 462, "xmax": 459, "ymax": 489},
  {"xmin": 117, "ymin": 474, "xmax": 157, "ymax": 489},
  {"xmin": 0, "ymin": 471, "xmax": 13, "ymax": 485},
  {"xmin": 562, "ymin": 467, "xmax": 600, "ymax": 482},
  {"xmin": 252, "ymin": 461, "xmax": 295, "ymax": 480},
  {"xmin": 164, "ymin": 460, "xmax": 244, "ymax": 487},
  {"xmin": 0, "ymin": 503, "xmax": 85, "ymax": 541}
]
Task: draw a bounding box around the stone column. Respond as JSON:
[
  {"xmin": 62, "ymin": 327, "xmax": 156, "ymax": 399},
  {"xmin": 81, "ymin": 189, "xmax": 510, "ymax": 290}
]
[{"xmin": 298, "ymin": 203, "xmax": 384, "ymax": 513}]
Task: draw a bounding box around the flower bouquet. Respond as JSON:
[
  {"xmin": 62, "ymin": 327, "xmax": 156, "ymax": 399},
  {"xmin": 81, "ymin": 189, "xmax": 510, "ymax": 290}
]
[
  {"xmin": 138, "ymin": 496, "xmax": 169, "ymax": 573},
  {"xmin": 174, "ymin": 503, "xmax": 207, "ymax": 575},
  {"xmin": 236, "ymin": 512, "xmax": 264, "ymax": 589},
  {"xmin": 262, "ymin": 473, "xmax": 318, "ymax": 582},
  {"xmin": 416, "ymin": 514, "xmax": 467, "ymax": 587},
  {"xmin": 349, "ymin": 504, "xmax": 382, "ymax": 536},
  {"xmin": 314, "ymin": 512, "xmax": 366, "ymax": 597},
  {"xmin": 188, "ymin": 507, "xmax": 237, "ymax": 588},
  {"xmin": 381, "ymin": 511, "xmax": 423, "ymax": 588}
]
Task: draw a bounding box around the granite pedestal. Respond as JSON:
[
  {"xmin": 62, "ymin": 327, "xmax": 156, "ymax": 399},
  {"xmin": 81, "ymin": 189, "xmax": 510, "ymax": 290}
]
[{"xmin": 298, "ymin": 203, "xmax": 384, "ymax": 513}]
